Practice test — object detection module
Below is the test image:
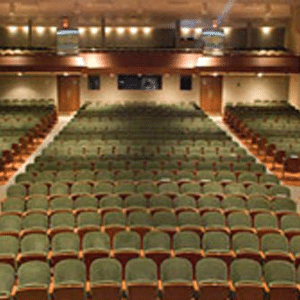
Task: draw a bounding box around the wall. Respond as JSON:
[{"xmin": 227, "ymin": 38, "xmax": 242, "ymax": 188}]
[
  {"xmin": 222, "ymin": 75, "xmax": 289, "ymax": 109},
  {"xmin": 288, "ymin": 74, "xmax": 300, "ymax": 110},
  {"xmin": 80, "ymin": 73, "xmax": 200, "ymax": 106},
  {"xmin": 0, "ymin": 75, "xmax": 57, "ymax": 103}
]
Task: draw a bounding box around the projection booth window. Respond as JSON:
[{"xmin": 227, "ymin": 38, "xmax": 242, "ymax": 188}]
[{"xmin": 118, "ymin": 75, "xmax": 162, "ymax": 90}]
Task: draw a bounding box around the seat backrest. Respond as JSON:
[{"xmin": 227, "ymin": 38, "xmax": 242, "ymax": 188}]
[
  {"xmin": 125, "ymin": 258, "xmax": 157, "ymax": 283},
  {"xmin": 231, "ymin": 259, "xmax": 262, "ymax": 284},
  {"xmin": 143, "ymin": 231, "xmax": 170, "ymax": 251},
  {"xmin": 178, "ymin": 212, "xmax": 202, "ymax": 227},
  {"xmin": 173, "ymin": 231, "xmax": 200, "ymax": 251},
  {"xmin": 50, "ymin": 212, "xmax": 75, "ymax": 228},
  {"xmin": 90, "ymin": 258, "xmax": 122, "ymax": 284},
  {"xmin": 281, "ymin": 214, "xmax": 300, "ymax": 230},
  {"xmin": 202, "ymin": 231, "xmax": 230, "ymax": 252},
  {"xmin": 21, "ymin": 233, "xmax": 49, "ymax": 253},
  {"xmin": 232, "ymin": 232, "xmax": 259, "ymax": 252},
  {"xmin": 54, "ymin": 259, "xmax": 86, "ymax": 285},
  {"xmin": 196, "ymin": 258, "xmax": 227, "ymax": 282},
  {"xmin": 52, "ymin": 232, "xmax": 80, "ymax": 253},
  {"xmin": 264, "ymin": 261, "xmax": 295, "ymax": 284},
  {"xmin": 18, "ymin": 261, "xmax": 50, "ymax": 288},
  {"xmin": 77, "ymin": 212, "xmax": 101, "ymax": 227},
  {"xmin": 113, "ymin": 231, "xmax": 140, "ymax": 250},
  {"xmin": 202, "ymin": 212, "xmax": 226, "ymax": 228},
  {"xmin": 0, "ymin": 235, "xmax": 19, "ymax": 256},
  {"xmin": 103, "ymin": 212, "xmax": 126, "ymax": 226},
  {"xmin": 161, "ymin": 257, "xmax": 193, "ymax": 283},
  {"xmin": 0, "ymin": 263, "xmax": 15, "ymax": 295},
  {"xmin": 0, "ymin": 214, "xmax": 21, "ymax": 232},
  {"xmin": 227, "ymin": 212, "xmax": 251, "ymax": 228},
  {"xmin": 128, "ymin": 211, "xmax": 151, "ymax": 226},
  {"xmin": 261, "ymin": 233, "xmax": 289, "ymax": 253},
  {"xmin": 254, "ymin": 213, "xmax": 278, "ymax": 229},
  {"xmin": 83, "ymin": 232, "xmax": 110, "ymax": 251},
  {"xmin": 152, "ymin": 212, "xmax": 177, "ymax": 227}
]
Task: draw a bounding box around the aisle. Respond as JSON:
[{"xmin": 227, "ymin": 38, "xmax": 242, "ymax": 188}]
[
  {"xmin": 209, "ymin": 115, "xmax": 300, "ymax": 205},
  {"xmin": 0, "ymin": 114, "xmax": 74, "ymax": 200}
]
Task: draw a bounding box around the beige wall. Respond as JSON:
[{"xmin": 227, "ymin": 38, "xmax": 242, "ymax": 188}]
[
  {"xmin": 0, "ymin": 74, "xmax": 291, "ymax": 112},
  {"xmin": 0, "ymin": 75, "xmax": 57, "ymax": 103},
  {"xmin": 288, "ymin": 74, "xmax": 300, "ymax": 110},
  {"xmin": 222, "ymin": 75, "xmax": 289, "ymax": 109},
  {"xmin": 80, "ymin": 74, "xmax": 200, "ymax": 106}
]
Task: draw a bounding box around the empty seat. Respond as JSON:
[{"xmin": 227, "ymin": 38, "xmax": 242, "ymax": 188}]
[
  {"xmin": 148, "ymin": 195, "xmax": 173, "ymax": 214},
  {"xmin": 143, "ymin": 231, "xmax": 171, "ymax": 274},
  {"xmin": 232, "ymin": 232, "xmax": 261, "ymax": 261},
  {"xmin": 227, "ymin": 211, "xmax": 254, "ymax": 234},
  {"xmin": 124, "ymin": 194, "xmax": 147, "ymax": 213},
  {"xmin": 125, "ymin": 258, "xmax": 158, "ymax": 300},
  {"xmin": 247, "ymin": 195, "xmax": 271, "ymax": 216},
  {"xmin": 198, "ymin": 196, "xmax": 221, "ymax": 215},
  {"xmin": 19, "ymin": 233, "xmax": 49, "ymax": 264},
  {"xmin": 2, "ymin": 197, "xmax": 25, "ymax": 215},
  {"xmin": 152, "ymin": 212, "xmax": 177, "ymax": 236},
  {"xmin": 0, "ymin": 214, "xmax": 21, "ymax": 237},
  {"xmin": 254, "ymin": 213, "xmax": 281, "ymax": 238},
  {"xmin": 173, "ymin": 231, "xmax": 202, "ymax": 268},
  {"xmin": 90, "ymin": 258, "xmax": 122, "ymax": 300},
  {"xmin": 99, "ymin": 195, "xmax": 123, "ymax": 216},
  {"xmin": 264, "ymin": 260, "xmax": 298, "ymax": 300},
  {"xmin": 103, "ymin": 211, "xmax": 126, "ymax": 241},
  {"xmin": 16, "ymin": 261, "xmax": 50, "ymax": 300},
  {"xmin": 178, "ymin": 212, "xmax": 203, "ymax": 235},
  {"xmin": 51, "ymin": 232, "xmax": 80, "ymax": 265},
  {"xmin": 74, "ymin": 196, "xmax": 98, "ymax": 213},
  {"xmin": 49, "ymin": 212, "xmax": 75, "ymax": 237},
  {"xmin": 0, "ymin": 263, "xmax": 15, "ymax": 299},
  {"xmin": 231, "ymin": 259, "xmax": 264, "ymax": 300},
  {"xmin": 21, "ymin": 213, "xmax": 48, "ymax": 237},
  {"xmin": 173, "ymin": 195, "xmax": 197, "ymax": 214},
  {"xmin": 113, "ymin": 231, "xmax": 141, "ymax": 270},
  {"xmin": 53, "ymin": 259, "xmax": 87, "ymax": 300},
  {"xmin": 281, "ymin": 214, "xmax": 300, "ymax": 239},
  {"xmin": 196, "ymin": 258, "xmax": 229, "ymax": 300},
  {"xmin": 0, "ymin": 235, "xmax": 18, "ymax": 266},
  {"xmin": 271, "ymin": 197, "xmax": 296, "ymax": 217},
  {"xmin": 261, "ymin": 233, "xmax": 292, "ymax": 262},
  {"xmin": 77, "ymin": 212, "xmax": 101, "ymax": 239},
  {"xmin": 202, "ymin": 212, "xmax": 228, "ymax": 233},
  {"xmin": 202, "ymin": 231, "xmax": 233, "ymax": 265},
  {"xmin": 82, "ymin": 232, "xmax": 110, "ymax": 271},
  {"xmin": 161, "ymin": 257, "xmax": 194, "ymax": 300},
  {"xmin": 127, "ymin": 211, "xmax": 151, "ymax": 238}
]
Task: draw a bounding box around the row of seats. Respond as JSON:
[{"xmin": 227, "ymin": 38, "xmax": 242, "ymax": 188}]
[
  {"xmin": 3, "ymin": 230, "xmax": 300, "ymax": 267},
  {"xmin": 1, "ymin": 210, "xmax": 300, "ymax": 242},
  {"xmin": 1, "ymin": 257, "xmax": 299, "ymax": 300},
  {"xmin": 6, "ymin": 181, "xmax": 291, "ymax": 200},
  {"xmin": 2, "ymin": 194, "xmax": 296, "ymax": 217},
  {"xmin": 15, "ymin": 169, "xmax": 278, "ymax": 185}
]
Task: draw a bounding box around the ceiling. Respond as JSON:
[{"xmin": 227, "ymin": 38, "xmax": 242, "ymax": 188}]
[{"xmin": 0, "ymin": 0, "xmax": 297, "ymax": 26}]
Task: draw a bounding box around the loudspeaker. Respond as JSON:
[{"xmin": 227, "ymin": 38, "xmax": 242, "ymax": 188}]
[
  {"xmin": 88, "ymin": 75, "xmax": 100, "ymax": 90},
  {"xmin": 180, "ymin": 75, "xmax": 192, "ymax": 90}
]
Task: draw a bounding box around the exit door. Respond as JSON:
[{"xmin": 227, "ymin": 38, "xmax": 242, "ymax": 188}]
[{"xmin": 200, "ymin": 76, "xmax": 222, "ymax": 113}]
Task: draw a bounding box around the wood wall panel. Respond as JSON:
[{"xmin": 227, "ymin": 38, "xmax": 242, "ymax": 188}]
[
  {"xmin": 200, "ymin": 76, "xmax": 222, "ymax": 113},
  {"xmin": 57, "ymin": 75, "xmax": 80, "ymax": 113}
]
